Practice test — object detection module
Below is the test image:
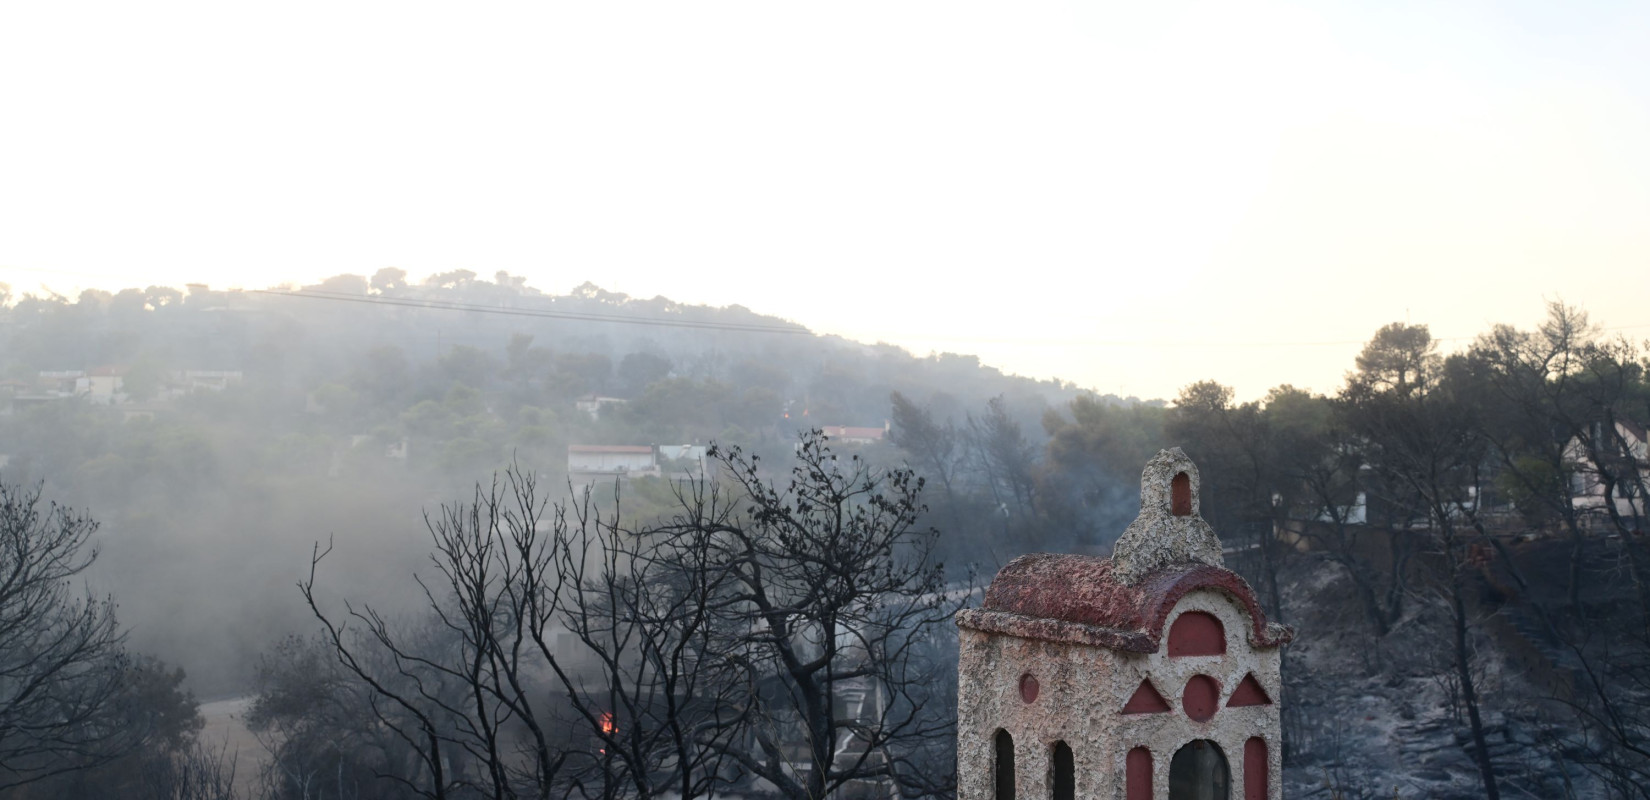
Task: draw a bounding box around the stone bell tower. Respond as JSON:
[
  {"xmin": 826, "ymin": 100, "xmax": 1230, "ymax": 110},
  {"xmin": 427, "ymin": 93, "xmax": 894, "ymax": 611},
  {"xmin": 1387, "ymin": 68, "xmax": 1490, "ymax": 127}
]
[{"xmin": 955, "ymin": 448, "xmax": 1293, "ymax": 800}]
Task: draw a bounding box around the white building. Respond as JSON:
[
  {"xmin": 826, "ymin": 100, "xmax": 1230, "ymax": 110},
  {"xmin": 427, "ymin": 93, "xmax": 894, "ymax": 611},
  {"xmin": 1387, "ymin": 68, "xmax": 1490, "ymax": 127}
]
[
  {"xmin": 575, "ymin": 395, "xmax": 628, "ymax": 421},
  {"xmin": 1564, "ymin": 419, "xmax": 1649, "ymax": 525},
  {"xmin": 567, "ymin": 445, "xmax": 659, "ymax": 484}
]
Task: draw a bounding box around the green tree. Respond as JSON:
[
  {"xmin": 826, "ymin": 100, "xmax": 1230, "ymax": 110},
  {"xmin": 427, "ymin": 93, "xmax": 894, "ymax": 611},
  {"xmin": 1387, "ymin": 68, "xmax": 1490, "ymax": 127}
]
[
  {"xmin": 889, "ymin": 391, "xmax": 960, "ymax": 503},
  {"xmin": 121, "ymin": 357, "xmax": 168, "ymax": 403},
  {"xmin": 351, "ymin": 345, "xmax": 411, "ymax": 407},
  {"xmin": 312, "ymin": 274, "xmax": 369, "ymax": 296},
  {"xmin": 965, "ymin": 395, "xmax": 1040, "ymax": 526},
  {"xmin": 551, "ymin": 352, "xmax": 611, "ymax": 399},
  {"xmin": 1353, "ymin": 322, "xmax": 1441, "ymax": 397},
  {"xmin": 1265, "ymin": 385, "xmax": 1400, "ymax": 635},
  {"xmin": 370, "ymin": 267, "xmax": 408, "ymax": 294},
  {"xmin": 424, "ymin": 269, "xmax": 477, "ymax": 290},
  {"xmin": 435, "ymin": 345, "xmax": 497, "ymax": 390},
  {"xmin": 1166, "ymin": 381, "xmax": 1286, "ymax": 617},
  {"xmin": 143, "ymin": 286, "xmax": 183, "ymax": 311},
  {"xmin": 15, "ymin": 656, "xmax": 211, "ymax": 800},
  {"xmin": 1039, "ymin": 395, "xmax": 1165, "ymax": 546},
  {"xmin": 1341, "ymin": 323, "xmax": 1501, "ymax": 800},
  {"xmin": 616, "ymin": 352, "xmax": 672, "ymax": 397}
]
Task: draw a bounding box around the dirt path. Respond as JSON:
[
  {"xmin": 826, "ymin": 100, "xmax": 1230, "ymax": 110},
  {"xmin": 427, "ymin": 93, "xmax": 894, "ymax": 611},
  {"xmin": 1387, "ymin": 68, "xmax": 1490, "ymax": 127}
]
[{"xmin": 198, "ymin": 696, "xmax": 266, "ymax": 797}]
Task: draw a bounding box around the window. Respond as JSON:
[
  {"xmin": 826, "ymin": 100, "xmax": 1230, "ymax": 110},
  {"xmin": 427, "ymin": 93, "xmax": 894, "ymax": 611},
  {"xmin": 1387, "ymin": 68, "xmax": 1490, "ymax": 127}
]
[
  {"xmin": 995, "ymin": 730, "xmax": 1015, "ymax": 800},
  {"xmin": 1051, "ymin": 741, "xmax": 1074, "ymax": 800},
  {"xmin": 1172, "ymin": 472, "xmax": 1193, "ymax": 516}
]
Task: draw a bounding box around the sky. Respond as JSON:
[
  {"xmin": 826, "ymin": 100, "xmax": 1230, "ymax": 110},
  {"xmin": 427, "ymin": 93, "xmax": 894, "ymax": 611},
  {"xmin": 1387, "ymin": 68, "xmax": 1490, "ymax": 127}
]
[{"xmin": 2, "ymin": 1, "xmax": 1647, "ymax": 401}]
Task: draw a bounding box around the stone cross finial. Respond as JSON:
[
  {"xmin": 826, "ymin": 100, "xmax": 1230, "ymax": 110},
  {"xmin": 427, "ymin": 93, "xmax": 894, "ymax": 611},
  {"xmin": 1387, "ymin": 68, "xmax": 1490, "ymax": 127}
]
[{"xmin": 1111, "ymin": 447, "xmax": 1225, "ymax": 584}]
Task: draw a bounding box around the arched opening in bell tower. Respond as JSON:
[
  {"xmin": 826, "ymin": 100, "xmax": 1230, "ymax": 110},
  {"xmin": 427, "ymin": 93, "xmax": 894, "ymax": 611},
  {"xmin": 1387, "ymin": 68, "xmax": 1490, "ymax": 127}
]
[{"xmin": 1171, "ymin": 471, "xmax": 1192, "ymax": 516}]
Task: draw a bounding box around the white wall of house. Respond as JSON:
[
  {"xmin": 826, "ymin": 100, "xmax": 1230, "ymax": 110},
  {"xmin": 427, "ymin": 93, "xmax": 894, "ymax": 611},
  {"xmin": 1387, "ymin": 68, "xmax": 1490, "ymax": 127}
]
[{"xmin": 567, "ymin": 447, "xmax": 656, "ymax": 473}]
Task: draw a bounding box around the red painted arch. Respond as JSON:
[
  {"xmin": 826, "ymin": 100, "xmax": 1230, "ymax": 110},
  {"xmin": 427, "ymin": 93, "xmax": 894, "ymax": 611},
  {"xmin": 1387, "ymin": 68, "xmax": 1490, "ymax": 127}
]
[
  {"xmin": 1126, "ymin": 747, "xmax": 1152, "ymax": 800},
  {"xmin": 1168, "ymin": 611, "xmax": 1226, "ymax": 656},
  {"xmin": 1244, "ymin": 737, "xmax": 1268, "ymax": 800}
]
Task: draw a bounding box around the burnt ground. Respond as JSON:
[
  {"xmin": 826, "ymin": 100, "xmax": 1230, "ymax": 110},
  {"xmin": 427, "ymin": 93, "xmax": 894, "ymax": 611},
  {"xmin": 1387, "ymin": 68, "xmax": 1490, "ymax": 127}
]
[{"xmin": 1272, "ymin": 535, "xmax": 1635, "ymax": 799}]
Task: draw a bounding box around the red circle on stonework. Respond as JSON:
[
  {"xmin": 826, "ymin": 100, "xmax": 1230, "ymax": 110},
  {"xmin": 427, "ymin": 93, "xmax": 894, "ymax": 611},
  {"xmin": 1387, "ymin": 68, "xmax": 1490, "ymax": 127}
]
[
  {"xmin": 1019, "ymin": 673, "xmax": 1040, "ymax": 703},
  {"xmin": 1182, "ymin": 675, "xmax": 1220, "ymax": 722}
]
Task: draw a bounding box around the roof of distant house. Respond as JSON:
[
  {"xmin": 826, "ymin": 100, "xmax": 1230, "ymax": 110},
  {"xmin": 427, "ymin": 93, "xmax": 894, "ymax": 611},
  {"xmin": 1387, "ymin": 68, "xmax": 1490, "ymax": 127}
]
[{"xmin": 568, "ymin": 445, "xmax": 654, "ymax": 454}]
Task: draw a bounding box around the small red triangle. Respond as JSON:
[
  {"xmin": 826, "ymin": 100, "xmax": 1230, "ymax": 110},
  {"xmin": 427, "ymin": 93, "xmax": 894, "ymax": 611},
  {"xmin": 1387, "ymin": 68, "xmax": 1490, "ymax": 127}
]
[
  {"xmin": 1227, "ymin": 673, "xmax": 1272, "ymax": 707},
  {"xmin": 1121, "ymin": 679, "xmax": 1171, "ymax": 714}
]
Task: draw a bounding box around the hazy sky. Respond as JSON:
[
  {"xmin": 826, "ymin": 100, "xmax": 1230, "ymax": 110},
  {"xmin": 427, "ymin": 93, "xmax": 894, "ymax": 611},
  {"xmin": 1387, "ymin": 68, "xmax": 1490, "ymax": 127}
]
[{"xmin": 3, "ymin": 1, "xmax": 1647, "ymax": 401}]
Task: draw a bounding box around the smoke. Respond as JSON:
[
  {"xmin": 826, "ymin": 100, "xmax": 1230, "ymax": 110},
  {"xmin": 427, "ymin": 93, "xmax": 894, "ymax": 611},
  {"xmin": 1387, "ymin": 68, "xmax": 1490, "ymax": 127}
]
[{"xmin": 0, "ymin": 275, "xmax": 1094, "ymax": 699}]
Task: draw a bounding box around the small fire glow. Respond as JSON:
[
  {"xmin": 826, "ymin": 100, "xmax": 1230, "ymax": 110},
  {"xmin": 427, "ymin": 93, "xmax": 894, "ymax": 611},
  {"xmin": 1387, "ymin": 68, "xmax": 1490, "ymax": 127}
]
[{"xmin": 599, "ymin": 712, "xmax": 616, "ymax": 735}]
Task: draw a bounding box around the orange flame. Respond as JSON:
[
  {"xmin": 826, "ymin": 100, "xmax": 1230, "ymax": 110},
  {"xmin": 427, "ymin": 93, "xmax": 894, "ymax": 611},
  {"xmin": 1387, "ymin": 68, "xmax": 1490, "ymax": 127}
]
[{"xmin": 599, "ymin": 712, "xmax": 616, "ymax": 735}]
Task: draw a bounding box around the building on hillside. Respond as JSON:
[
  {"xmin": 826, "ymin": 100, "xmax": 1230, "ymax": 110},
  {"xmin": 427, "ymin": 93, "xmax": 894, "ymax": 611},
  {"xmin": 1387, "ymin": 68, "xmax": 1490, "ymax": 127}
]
[
  {"xmin": 956, "ymin": 448, "xmax": 1292, "ymax": 800},
  {"xmin": 567, "ymin": 445, "xmax": 659, "ymax": 486},
  {"xmin": 657, "ymin": 444, "xmax": 709, "ymax": 477},
  {"xmin": 1564, "ymin": 419, "xmax": 1650, "ymax": 525},
  {"xmin": 80, "ymin": 366, "xmax": 127, "ymax": 404},
  {"xmin": 575, "ymin": 395, "xmax": 628, "ymax": 421},
  {"xmin": 37, "ymin": 370, "xmax": 85, "ymax": 395},
  {"xmin": 819, "ymin": 424, "xmax": 888, "ymax": 445},
  {"xmin": 176, "ymin": 370, "xmax": 244, "ymax": 392},
  {"xmin": 6, "ymin": 392, "xmax": 72, "ymax": 413}
]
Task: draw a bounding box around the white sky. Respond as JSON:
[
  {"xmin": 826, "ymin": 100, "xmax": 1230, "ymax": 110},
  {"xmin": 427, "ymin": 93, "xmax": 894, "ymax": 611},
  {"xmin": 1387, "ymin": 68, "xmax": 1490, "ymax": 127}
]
[{"xmin": 3, "ymin": 1, "xmax": 1647, "ymax": 401}]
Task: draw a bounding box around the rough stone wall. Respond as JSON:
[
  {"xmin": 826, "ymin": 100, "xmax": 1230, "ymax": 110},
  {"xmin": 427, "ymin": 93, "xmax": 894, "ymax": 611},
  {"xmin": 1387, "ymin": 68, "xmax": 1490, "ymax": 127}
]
[
  {"xmin": 957, "ymin": 589, "xmax": 1283, "ymax": 799},
  {"xmin": 956, "ymin": 627, "xmax": 1123, "ymax": 800},
  {"xmin": 1113, "ymin": 448, "xmax": 1226, "ymax": 585}
]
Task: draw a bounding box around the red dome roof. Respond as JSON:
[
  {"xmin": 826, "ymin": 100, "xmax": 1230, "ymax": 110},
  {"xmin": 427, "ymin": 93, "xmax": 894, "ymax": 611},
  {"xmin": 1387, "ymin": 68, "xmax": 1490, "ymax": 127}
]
[{"xmin": 956, "ymin": 553, "xmax": 1292, "ymax": 653}]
